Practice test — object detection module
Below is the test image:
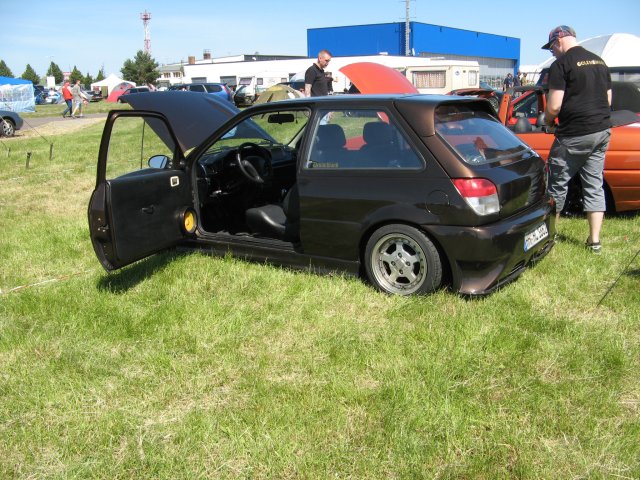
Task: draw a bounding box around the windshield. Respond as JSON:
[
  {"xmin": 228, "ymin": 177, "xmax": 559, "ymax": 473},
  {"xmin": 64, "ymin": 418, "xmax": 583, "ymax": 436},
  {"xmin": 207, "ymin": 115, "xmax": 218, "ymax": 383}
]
[
  {"xmin": 435, "ymin": 104, "xmax": 531, "ymax": 165},
  {"xmin": 207, "ymin": 109, "xmax": 310, "ymax": 153}
]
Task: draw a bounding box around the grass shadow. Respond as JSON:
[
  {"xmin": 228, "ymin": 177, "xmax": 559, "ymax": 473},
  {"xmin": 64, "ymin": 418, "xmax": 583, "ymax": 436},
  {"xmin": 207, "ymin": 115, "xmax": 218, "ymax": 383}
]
[
  {"xmin": 626, "ymin": 268, "xmax": 640, "ymax": 278},
  {"xmin": 96, "ymin": 250, "xmax": 185, "ymax": 294},
  {"xmin": 554, "ymin": 232, "xmax": 583, "ymax": 247}
]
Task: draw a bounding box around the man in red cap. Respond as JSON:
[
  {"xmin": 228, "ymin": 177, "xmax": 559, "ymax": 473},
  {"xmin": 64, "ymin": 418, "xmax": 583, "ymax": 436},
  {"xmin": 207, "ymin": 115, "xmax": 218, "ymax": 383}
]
[{"xmin": 542, "ymin": 25, "xmax": 611, "ymax": 254}]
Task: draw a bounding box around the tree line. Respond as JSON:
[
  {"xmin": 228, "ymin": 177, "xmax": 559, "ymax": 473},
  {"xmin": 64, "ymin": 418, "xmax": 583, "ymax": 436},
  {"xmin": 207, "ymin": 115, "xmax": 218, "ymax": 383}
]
[{"xmin": 0, "ymin": 51, "xmax": 160, "ymax": 87}]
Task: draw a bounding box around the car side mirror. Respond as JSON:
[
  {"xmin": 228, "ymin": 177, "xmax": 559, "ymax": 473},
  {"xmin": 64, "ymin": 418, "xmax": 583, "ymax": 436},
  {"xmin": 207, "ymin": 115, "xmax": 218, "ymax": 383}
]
[{"xmin": 148, "ymin": 155, "xmax": 169, "ymax": 169}]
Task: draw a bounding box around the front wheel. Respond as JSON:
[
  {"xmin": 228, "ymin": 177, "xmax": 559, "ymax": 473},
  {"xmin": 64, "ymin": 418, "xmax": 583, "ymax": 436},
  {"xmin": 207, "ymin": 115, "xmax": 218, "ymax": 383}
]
[
  {"xmin": 1, "ymin": 119, "xmax": 15, "ymax": 137},
  {"xmin": 365, "ymin": 224, "xmax": 442, "ymax": 295}
]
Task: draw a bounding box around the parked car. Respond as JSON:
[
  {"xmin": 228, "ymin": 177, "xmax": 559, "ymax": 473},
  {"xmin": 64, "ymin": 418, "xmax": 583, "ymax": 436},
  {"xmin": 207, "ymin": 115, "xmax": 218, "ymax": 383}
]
[
  {"xmin": 496, "ymin": 85, "xmax": 640, "ymax": 213},
  {"xmin": 504, "ymin": 82, "xmax": 640, "ymax": 129},
  {"xmin": 33, "ymin": 85, "xmax": 47, "ymax": 105},
  {"xmin": 45, "ymin": 91, "xmax": 62, "ymax": 104},
  {"xmin": 118, "ymin": 86, "xmax": 151, "ymax": 103},
  {"xmin": 88, "ymin": 90, "xmax": 555, "ymax": 296},
  {"xmin": 84, "ymin": 90, "xmax": 103, "ymax": 102},
  {"xmin": 233, "ymin": 84, "xmax": 267, "ymax": 106},
  {"xmin": 169, "ymin": 83, "xmax": 233, "ymax": 103},
  {"xmin": 449, "ymin": 81, "xmax": 505, "ymax": 115},
  {"xmin": 0, "ymin": 109, "xmax": 24, "ymax": 137}
]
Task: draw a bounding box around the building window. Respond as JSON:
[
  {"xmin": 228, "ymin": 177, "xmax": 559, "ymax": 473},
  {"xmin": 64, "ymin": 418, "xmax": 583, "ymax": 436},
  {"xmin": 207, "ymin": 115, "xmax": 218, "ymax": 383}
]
[
  {"xmin": 469, "ymin": 70, "xmax": 478, "ymax": 86},
  {"xmin": 412, "ymin": 71, "xmax": 446, "ymax": 89}
]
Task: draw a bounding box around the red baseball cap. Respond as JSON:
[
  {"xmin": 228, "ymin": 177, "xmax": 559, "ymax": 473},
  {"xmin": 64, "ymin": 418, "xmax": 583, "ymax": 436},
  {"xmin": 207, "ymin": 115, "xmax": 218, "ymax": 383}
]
[{"xmin": 541, "ymin": 25, "xmax": 576, "ymax": 50}]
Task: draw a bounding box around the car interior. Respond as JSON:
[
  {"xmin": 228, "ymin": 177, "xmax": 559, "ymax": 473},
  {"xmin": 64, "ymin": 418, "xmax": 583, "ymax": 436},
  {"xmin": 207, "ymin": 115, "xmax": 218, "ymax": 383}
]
[{"xmin": 193, "ymin": 108, "xmax": 423, "ymax": 243}]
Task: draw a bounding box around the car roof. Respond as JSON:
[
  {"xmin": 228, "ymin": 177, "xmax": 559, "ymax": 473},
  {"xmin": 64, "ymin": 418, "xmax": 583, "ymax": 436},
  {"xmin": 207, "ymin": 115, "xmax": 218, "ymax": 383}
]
[
  {"xmin": 126, "ymin": 91, "xmax": 494, "ymax": 151},
  {"xmin": 243, "ymin": 94, "xmax": 495, "ymax": 137}
]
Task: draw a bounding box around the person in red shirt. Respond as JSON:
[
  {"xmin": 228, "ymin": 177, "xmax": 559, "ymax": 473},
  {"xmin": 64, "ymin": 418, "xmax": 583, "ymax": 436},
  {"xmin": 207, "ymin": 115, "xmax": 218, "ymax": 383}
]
[{"xmin": 61, "ymin": 81, "xmax": 74, "ymax": 118}]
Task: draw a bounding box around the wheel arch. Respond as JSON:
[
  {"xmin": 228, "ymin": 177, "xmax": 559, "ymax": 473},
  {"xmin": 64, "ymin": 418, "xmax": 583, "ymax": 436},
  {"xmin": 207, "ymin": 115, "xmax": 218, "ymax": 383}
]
[{"xmin": 358, "ymin": 219, "xmax": 453, "ymax": 289}]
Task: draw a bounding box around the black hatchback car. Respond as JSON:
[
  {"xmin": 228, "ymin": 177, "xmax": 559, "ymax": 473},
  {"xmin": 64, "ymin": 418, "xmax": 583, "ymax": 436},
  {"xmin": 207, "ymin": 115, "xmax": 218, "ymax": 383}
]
[{"xmin": 88, "ymin": 91, "xmax": 555, "ymax": 295}]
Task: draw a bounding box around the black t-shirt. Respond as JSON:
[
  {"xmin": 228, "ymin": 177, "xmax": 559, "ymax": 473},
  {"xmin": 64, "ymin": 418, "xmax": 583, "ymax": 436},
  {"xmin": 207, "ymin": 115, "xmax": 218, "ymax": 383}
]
[
  {"xmin": 548, "ymin": 46, "xmax": 611, "ymax": 136},
  {"xmin": 305, "ymin": 63, "xmax": 329, "ymax": 97}
]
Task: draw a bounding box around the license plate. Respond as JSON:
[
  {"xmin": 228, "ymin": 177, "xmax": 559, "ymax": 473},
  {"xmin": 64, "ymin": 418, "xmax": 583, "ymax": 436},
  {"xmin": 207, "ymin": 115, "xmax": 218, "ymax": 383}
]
[{"xmin": 524, "ymin": 223, "xmax": 549, "ymax": 252}]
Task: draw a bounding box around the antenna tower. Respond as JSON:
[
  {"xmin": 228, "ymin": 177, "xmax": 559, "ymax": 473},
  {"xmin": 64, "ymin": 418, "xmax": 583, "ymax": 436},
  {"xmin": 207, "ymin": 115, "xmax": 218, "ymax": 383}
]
[
  {"xmin": 404, "ymin": 0, "xmax": 411, "ymax": 56},
  {"xmin": 141, "ymin": 10, "xmax": 152, "ymax": 54}
]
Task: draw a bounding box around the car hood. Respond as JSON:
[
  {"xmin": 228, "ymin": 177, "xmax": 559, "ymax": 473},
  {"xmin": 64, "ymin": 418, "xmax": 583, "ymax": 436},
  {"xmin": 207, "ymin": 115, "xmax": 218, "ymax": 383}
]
[
  {"xmin": 126, "ymin": 91, "xmax": 239, "ymax": 152},
  {"xmin": 339, "ymin": 62, "xmax": 418, "ymax": 94}
]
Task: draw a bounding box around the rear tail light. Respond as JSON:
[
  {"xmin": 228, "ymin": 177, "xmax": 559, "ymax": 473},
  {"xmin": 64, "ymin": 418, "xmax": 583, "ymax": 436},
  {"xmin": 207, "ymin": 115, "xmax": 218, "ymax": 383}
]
[{"xmin": 453, "ymin": 178, "xmax": 500, "ymax": 215}]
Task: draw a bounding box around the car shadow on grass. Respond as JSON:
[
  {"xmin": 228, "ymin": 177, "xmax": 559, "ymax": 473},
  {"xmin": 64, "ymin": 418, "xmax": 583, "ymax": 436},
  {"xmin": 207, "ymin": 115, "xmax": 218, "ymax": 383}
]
[{"xmin": 96, "ymin": 250, "xmax": 185, "ymax": 293}]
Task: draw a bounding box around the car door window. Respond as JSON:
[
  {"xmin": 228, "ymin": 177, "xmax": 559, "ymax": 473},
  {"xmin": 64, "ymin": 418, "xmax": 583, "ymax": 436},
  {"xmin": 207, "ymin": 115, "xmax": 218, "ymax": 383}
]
[
  {"xmin": 305, "ymin": 109, "xmax": 423, "ymax": 169},
  {"xmin": 513, "ymin": 93, "xmax": 538, "ymax": 119},
  {"xmin": 201, "ymin": 109, "xmax": 310, "ymax": 155},
  {"xmin": 105, "ymin": 116, "xmax": 177, "ymax": 180},
  {"xmin": 189, "ymin": 85, "xmax": 206, "ymax": 93}
]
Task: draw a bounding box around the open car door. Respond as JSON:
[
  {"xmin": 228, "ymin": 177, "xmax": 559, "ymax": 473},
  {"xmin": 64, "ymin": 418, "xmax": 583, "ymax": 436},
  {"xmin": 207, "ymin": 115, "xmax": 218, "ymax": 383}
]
[{"xmin": 88, "ymin": 110, "xmax": 194, "ymax": 271}]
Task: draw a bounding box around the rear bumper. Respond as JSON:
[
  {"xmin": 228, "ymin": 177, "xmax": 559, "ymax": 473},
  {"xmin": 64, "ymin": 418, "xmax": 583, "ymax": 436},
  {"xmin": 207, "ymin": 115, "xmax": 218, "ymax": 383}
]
[{"xmin": 426, "ymin": 199, "xmax": 556, "ymax": 295}]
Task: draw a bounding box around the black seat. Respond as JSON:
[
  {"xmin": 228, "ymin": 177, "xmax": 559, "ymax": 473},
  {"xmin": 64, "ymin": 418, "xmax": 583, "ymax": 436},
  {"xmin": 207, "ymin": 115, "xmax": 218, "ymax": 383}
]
[
  {"xmin": 514, "ymin": 117, "xmax": 533, "ymax": 133},
  {"xmin": 360, "ymin": 122, "xmax": 392, "ymax": 151},
  {"xmin": 357, "ymin": 122, "xmax": 398, "ymax": 167},
  {"xmin": 244, "ymin": 184, "xmax": 300, "ymax": 241},
  {"xmin": 312, "ymin": 124, "xmax": 347, "ymax": 162}
]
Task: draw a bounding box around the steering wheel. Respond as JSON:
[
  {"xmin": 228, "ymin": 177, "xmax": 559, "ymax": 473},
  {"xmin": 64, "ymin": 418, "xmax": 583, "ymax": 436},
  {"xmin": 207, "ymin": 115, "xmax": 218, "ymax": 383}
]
[{"xmin": 235, "ymin": 142, "xmax": 273, "ymax": 184}]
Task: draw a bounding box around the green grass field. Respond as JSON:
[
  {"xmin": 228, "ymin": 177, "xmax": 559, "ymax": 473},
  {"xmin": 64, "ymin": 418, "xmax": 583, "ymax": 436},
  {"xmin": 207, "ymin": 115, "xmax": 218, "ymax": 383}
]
[{"xmin": 1, "ymin": 117, "xmax": 639, "ymax": 478}]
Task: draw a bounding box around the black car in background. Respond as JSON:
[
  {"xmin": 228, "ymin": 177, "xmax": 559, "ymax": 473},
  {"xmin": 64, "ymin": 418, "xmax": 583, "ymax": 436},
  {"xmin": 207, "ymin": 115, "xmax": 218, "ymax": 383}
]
[
  {"xmin": 89, "ymin": 92, "xmax": 554, "ymax": 296},
  {"xmin": 117, "ymin": 86, "xmax": 151, "ymax": 103},
  {"xmin": 169, "ymin": 83, "xmax": 233, "ymax": 103}
]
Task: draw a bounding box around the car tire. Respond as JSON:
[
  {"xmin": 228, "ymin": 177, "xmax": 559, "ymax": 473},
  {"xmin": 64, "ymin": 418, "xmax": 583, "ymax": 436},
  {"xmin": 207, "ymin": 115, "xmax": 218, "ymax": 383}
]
[
  {"xmin": 1, "ymin": 118, "xmax": 15, "ymax": 137},
  {"xmin": 365, "ymin": 224, "xmax": 442, "ymax": 295}
]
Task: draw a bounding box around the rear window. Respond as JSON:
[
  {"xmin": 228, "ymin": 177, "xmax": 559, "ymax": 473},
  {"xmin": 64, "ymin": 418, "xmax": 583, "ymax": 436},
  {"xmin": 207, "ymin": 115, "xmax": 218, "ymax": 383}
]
[
  {"xmin": 204, "ymin": 84, "xmax": 222, "ymax": 93},
  {"xmin": 435, "ymin": 104, "xmax": 531, "ymax": 165}
]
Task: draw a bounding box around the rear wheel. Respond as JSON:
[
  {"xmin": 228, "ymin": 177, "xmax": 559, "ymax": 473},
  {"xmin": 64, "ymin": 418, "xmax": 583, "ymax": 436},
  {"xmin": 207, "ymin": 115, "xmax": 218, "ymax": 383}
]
[
  {"xmin": 563, "ymin": 178, "xmax": 616, "ymax": 215},
  {"xmin": 365, "ymin": 224, "xmax": 442, "ymax": 295}
]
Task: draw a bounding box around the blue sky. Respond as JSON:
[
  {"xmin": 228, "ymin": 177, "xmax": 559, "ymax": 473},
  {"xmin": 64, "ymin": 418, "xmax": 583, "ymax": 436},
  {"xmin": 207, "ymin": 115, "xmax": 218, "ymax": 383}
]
[{"xmin": 2, "ymin": 0, "xmax": 639, "ymax": 78}]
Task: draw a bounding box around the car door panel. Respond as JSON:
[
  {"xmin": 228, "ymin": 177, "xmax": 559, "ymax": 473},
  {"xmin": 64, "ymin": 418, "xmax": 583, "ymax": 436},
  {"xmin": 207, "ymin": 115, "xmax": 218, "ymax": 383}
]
[{"xmin": 88, "ymin": 111, "xmax": 191, "ymax": 270}]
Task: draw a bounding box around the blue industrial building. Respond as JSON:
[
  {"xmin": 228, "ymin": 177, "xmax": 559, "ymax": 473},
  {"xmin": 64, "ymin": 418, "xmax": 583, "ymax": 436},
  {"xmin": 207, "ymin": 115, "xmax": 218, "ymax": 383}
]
[{"xmin": 307, "ymin": 22, "xmax": 520, "ymax": 87}]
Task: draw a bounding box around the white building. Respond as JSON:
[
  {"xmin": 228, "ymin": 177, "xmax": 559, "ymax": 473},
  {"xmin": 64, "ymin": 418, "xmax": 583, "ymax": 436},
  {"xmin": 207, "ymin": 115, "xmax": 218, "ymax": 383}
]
[{"xmin": 173, "ymin": 54, "xmax": 479, "ymax": 95}]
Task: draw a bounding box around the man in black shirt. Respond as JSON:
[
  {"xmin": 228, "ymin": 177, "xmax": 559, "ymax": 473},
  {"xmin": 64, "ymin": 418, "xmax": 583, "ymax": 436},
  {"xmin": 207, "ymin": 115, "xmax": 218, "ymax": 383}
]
[
  {"xmin": 542, "ymin": 25, "xmax": 612, "ymax": 253},
  {"xmin": 304, "ymin": 50, "xmax": 332, "ymax": 97}
]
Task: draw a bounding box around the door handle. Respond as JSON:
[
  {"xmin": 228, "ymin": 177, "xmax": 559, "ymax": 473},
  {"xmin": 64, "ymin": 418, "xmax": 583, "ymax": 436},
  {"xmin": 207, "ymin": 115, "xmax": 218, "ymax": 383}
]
[{"xmin": 142, "ymin": 205, "xmax": 154, "ymax": 214}]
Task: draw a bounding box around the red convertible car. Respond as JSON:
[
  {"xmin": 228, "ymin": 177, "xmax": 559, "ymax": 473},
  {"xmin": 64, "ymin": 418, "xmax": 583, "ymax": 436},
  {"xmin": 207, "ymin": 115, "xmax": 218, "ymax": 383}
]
[{"xmin": 495, "ymin": 85, "xmax": 640, "ymax": 213}]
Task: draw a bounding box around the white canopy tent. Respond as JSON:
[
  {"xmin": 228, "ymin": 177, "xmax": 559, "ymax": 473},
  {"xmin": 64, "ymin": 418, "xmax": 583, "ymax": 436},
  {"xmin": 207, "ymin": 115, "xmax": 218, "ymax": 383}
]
[
  {"xmin": 538, "ymin": 33, "xmax": 640, "ymax": 70},
  {"xmin": 90, "ymin": 74, "xmax": 135, "ymax": 95}
]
